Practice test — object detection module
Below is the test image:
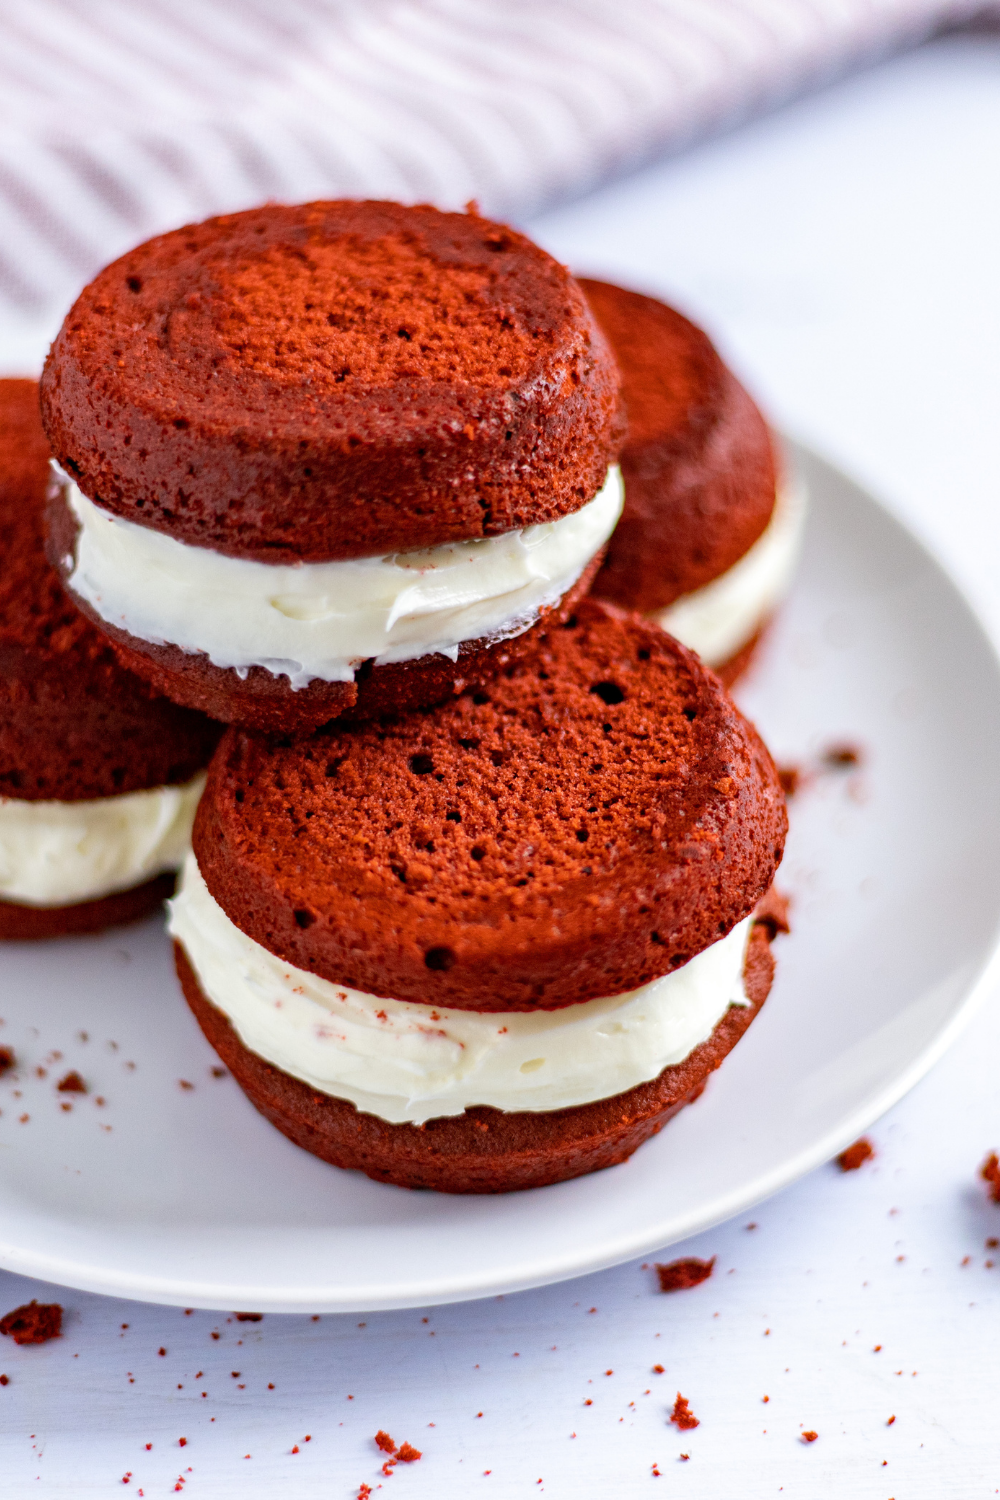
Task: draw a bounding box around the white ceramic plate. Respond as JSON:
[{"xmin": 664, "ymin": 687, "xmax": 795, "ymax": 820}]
[{"xmin": 2, "ymin": 446, "xmax": 1000, "ymax": 1314}]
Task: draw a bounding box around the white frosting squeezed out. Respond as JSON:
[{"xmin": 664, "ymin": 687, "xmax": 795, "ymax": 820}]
[
  {"xmin": 62, "ymin": 467, "xmax": 623, "ymax": 690},
  {"xmin": 0, "ymin": 774, "xmax": 205, "ymax": 907},
  {"xmin": 168, "ymin": 854, "xmax": 752, "ymax": 1126},
  {"xmin": 653, "ymin": 475, "xmax": 806, "ymax": 667}
]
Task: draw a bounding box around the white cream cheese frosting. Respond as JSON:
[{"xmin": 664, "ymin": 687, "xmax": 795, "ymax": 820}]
[
  {"xmin": 0, "ymin": 774, "xmax": 205, "ymax": 908},
  {"xmin": 652, "ymin": 475, "xmax": 806, "ymax": 668},
  {"xmin": 60, "ymin": 467, "xmax": 623, "ymax": 691},
  {"xmin": 168, "ymin": 854, "xmax": 751, "ymax": 1126}
]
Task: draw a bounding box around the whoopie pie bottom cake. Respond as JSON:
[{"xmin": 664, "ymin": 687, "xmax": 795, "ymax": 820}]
[
  {"xmin": 174, "ymin": 911, "xmax": 781, "ymax": 1194},
  {"xmin": 51, "ymin": 520, "xmax": 609, "ymax": 733},
  {"xmin": 0, "ymin": 875, "xmax": 177, "ymax": 942}
]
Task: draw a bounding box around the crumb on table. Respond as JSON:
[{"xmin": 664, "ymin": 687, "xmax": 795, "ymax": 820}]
[{"xmin": 837, "ymin": 1138, "xmax": 875, "ymax": 1172}]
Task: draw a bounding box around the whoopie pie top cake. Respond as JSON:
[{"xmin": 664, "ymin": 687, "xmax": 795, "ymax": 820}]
[
  {"xmin": 41, "ymin": 201, "xmax": 624, "ymax": 732},
  {"xmin": 579, "ymin": 279, "xmax": 804, "ymax": 683},
  {"xmin": 169, "ymin": 600, "xmax": 787, "ymax": 1189},
  {"xmin": 0, "ymin": 379, "xmax": 220, "ymax": 938}
]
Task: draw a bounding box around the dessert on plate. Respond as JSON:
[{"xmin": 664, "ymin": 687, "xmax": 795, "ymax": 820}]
[
  {"xmin": 0, "ymin": 379, "xmax": 220, "ymax": 940},
  {"xmin": 579, "ymin": 279, "xmax": 804, "ymax": 686},
  {"xmin": 41, "ymin": 201, "xmax": 624, "ymax": 733},
  {"xmin": 169, "ymin": 599, "xmax": 787, "ymax": 1193}
]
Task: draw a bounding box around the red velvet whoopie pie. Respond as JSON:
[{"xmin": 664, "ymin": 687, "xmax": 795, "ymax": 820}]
[
  {"xmin": 170, "ymin": 600, "xmax": 787, "ymax": 1192},
  {"xmin": 0, "ymin": 379, "xmax": 219, "ymax": 939},
  {"xmin": 41, "ymin": 202, "xmax": 624, "ymax": 733},
  {"xmin": 580, "ymin": 278, "xmax": 800, "ymax": 687}
]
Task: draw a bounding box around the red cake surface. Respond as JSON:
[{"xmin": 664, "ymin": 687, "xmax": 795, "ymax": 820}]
[
  {"xmin": 41, "ymin": 201, "xmax": 623, "ymax": 563},
  {"xmin": 193, "ymin": 599, "xmax": 786, "ymax": 1012}
]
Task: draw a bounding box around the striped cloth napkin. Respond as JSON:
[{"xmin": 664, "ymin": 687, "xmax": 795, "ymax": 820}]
[{"xmin": 0, "ymin": 0, "xmax": 990, "ymax": 327}]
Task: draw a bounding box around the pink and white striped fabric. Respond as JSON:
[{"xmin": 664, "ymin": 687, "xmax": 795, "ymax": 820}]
[{"xmin": 0, "ymin": 0, "xmax": 991, "ymax": 322}]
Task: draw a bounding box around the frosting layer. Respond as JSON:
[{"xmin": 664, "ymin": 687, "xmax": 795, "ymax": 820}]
[
  {"xmin": 653, "ymin": 476, "xmax": 805, "ymax": 667},
  {"xmin": 63, "ymin": 468, "xmax": 623, "ymax": 690},
  {"xmin": 0, "ymin": 774, "xmax": 204, "ymax": 907},
  {"xmin": 168, "ymin": 854, "xmax": 750, "ymax": 1125}
]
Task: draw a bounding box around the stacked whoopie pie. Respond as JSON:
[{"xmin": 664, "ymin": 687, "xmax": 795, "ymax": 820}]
[
  {"xmin": 579, "ymin": 280, "xmax": 805, "ymax": 686},
  {"xmin": 41, "ymin": 201, "xmax": 623, "ymax": 732},
  {"xmin": 41, "ymin": 200, "xmax": 789, "ymax": 1192},
  {"xmin": 0, "ymin": 380, "xmax": 219, "ymax": 940}
]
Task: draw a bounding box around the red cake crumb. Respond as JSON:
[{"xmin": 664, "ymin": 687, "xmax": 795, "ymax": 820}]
[
  {"xmin": 0, "ymin": 1374, "xmax": 9, "ymax": 1385},
  {"xmin": 357, "ymin": 1488, "xmax": 372, "ymax": 1500},
  {"xmin": 981, "ymin": 1153, "xmax": 1000, "ymax": 1203},
  {"xmin": 0, "ymin": 1047, "xmax": 14, "ymax": 1076},
  {"xmin": 0, "ymin": 1300, "xmax": 63, "ymax": 1345},
  {"xmin": 57, "ymin": 1071, "xmax": 87, "ymax": 1094},
  {"xmin": 754, "ymin": 887, "xmax": 791, "ymax": 940},
  {"xmin": 373, "ymin": 1430, "xmax": 421, "ymax": 1472},
  {"xmin": 801, "ymin": 1430, "xmax": 818, "ymax": 1443},
  {"xmin": 235, "ymin": 1313, "xmax": 263, "ymax": 1322},
  {"xmin": 777, "ymin": 766, "xmax": 800, "ymax": 797},
  {"xmin": 670, "ymin": 1394, "xmax": 699, "ymax": 1431},
  {"xmin": 837, "ymin": 1138, "xmax": 875, "ymax": 1172},
  {"xmin": 655, "ymin": 1257, "xmax": 716, "ymax": 1293},
  {"xmin": 823, "ymin": 743, "xmax": 863, "ymax": 768}
]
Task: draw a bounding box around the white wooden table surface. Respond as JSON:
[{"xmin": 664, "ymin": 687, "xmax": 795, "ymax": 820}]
[{"xmin": 2, "ymin": 29, "xmax": 999, "ymax": 1498}]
